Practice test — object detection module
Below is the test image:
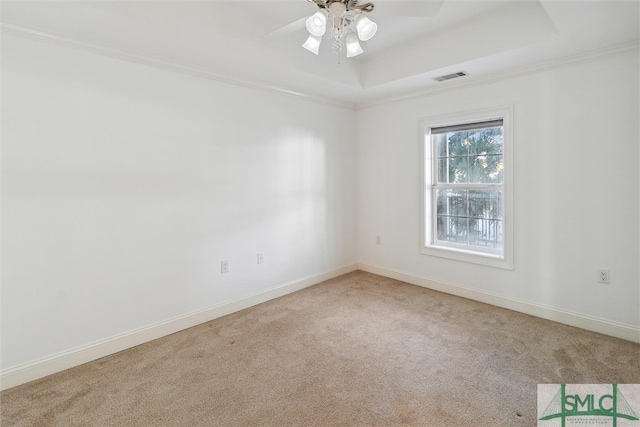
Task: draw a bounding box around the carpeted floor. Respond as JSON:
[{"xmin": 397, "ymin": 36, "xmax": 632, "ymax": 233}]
[{"xmin": 1, "ymin": 271, "xmax": 639, "ymax": 426}]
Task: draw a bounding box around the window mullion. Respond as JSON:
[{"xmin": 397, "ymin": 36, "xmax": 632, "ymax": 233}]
[
  {"xmin": 465, "ymin": 189, "xmax": 470, "ymax": 247},
  {"xmin": 465, "ymin": 133, "xmax": 470, "ymax": 247}
]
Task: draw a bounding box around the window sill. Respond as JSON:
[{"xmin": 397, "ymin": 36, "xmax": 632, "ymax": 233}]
[{"xmin": 420, "ymin": 245, "xmax": 513, "ymax": 270}]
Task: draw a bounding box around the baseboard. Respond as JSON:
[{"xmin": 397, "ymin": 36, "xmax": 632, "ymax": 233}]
[
  {"xmin": 357, "ymin": 262, "xmax": 640, "ymax": 344},
  {"xmin": 0, "ymin": 263, "xmax": 358, "ymax": 391}
]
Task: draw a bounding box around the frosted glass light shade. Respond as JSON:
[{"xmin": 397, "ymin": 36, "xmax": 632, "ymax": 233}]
[
  {"xmin": 306, "ymin": 10, "xmax": 328, "ymax": 37},
  {"xmin": 355, "ymin": 16, "xmax": 377, "ymax": 41},
  {"xmin": 302, "ymin": 34, "xmax": 322, "ymax": 55},
  {"xmin": 346, "ymin": 31, "xmax": 363, "ymax": 57}
]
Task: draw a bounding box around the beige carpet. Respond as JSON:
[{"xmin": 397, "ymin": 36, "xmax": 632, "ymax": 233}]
[{"xmin": 1, "ymin": 271, "xmax": 639, "ymax": 426}]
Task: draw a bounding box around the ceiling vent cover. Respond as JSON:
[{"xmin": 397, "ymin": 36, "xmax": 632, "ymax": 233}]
[{"xmin": 433, "ymin": 71, "xmax": 468, "ymax": 82}]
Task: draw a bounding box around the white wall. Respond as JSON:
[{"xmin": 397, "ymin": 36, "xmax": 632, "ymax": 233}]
[
  {"xmin": 2, "ymin": 30, "xmax": 638, "ymax": 384},
  {"xmin": 357, "ymin": 51, "xmax": 640, "ymax": 329},
  {"xmin": 2, "ymin": 34, "xmax": 357, "ymax": 371}
]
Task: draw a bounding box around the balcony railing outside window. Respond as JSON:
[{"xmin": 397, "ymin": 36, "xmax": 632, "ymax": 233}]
[{"xmin": 436, "ymin": 190, "xmax": 502, "ymax": 248}]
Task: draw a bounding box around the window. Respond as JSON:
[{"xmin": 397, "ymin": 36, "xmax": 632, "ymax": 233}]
[{"xmin": 421, "ymin": 107, "xmax": 513, "ymax": 269}]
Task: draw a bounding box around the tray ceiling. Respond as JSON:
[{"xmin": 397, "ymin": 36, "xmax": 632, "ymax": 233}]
[{"xmin": 3, "ymin": 1, "xmax": 639, "ymax": 106}]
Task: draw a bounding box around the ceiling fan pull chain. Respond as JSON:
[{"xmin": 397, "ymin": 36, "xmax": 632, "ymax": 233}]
[{"xmin": 332, "ymin": 39, "xmax": 343, "ymax": 54}]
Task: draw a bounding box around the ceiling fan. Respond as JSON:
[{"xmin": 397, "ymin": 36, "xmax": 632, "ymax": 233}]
[
  {"xmin": 266, "ymin": 0, "xmax": 444, "ymax": 59},
  {"xmin": 301, "ymin": 0, "xmax": 377, "ymax": 57}
]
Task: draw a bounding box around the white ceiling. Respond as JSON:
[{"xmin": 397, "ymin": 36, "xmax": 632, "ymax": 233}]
[{"xmin": 3, "ymin": 0, "xmax": 639, "ymax": 107}]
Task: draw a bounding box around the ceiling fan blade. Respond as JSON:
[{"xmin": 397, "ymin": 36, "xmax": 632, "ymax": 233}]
[
  {"xmin": 262, "ymin": 16, "xmax": 308, "ymax": 40},
  {"xmin": 376, "ymin": 0, "xmax": 444, "ymax": 17},
  {"xmin": 262, "ymin": 0, "xmax": 444, "ymax": 42}
]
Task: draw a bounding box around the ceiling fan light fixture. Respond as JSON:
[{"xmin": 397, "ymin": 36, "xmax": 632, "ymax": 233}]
[
  {"xmin": 306, "ymin": 10, "xmax": 328, "ymax": 37},
  {"xmin": 301, "ymin": 0, "xmax": 377, "ymax": 59},
  {"xmin": 346, "ymin": 31, "xmax": 364, "ymax": 57},
  {"xmin": 355, "ymin": 15, "xmax": 377, "ymax": 41},
  {"xmin": 302, "ymin": 34, "xmax": 322, "ymax": 55}
]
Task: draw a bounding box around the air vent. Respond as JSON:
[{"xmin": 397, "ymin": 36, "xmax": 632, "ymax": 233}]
[{"xmin": 433, "ymin": 71, "xmax": 468, "ymax": 82}]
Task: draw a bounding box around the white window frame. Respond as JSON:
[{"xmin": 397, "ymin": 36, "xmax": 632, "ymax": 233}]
[{"xmin": 420, "ymin": 106, "xmax": 513, "ymax": 270}]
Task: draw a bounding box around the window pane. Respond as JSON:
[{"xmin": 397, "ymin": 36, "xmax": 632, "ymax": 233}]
[
  {"xmin": 447, "ymin": 131, "xmax": 470, "ymax": 157},
  {"xmin": 448, "ymin": 156, "xmax": 468, "ymax": 183},
  {"xmin": 469, "ymin": 154, "xmax": 503, "ymax": 183},
  {"xmin": 468, "ymin": 127, "xmax": 503, "ymax": 155},
  {"xmin": 436, "ymin": 189, "xmax": 467, "ymax": 217},
  {"xmin": 437, "ymin": 215, "xmax": 468, "ymax": 244},
  {"xmin": 437, "ymin": 156, "xmax": 471, "ymax": 184},
  {"xmin": 468, "ymin": 191, "xmax": 502, "ymax": 248},
  {"xmin": 435, "ymin": 134, "xmax": 447, "ymax": 158},
  {"xmin": 435, "ymin": 190, "xmax": 503, "ymax": 248},
  {"xmin": 437, "ymin": 215, "xmax": 468, "ymax": 243},
  {"xmin": 437, "ymin": 189, "xmax": 468, "ymax": 243},
  {"xmin": 437, "ymin": 158, "xmax": 448, "ymax": 183}
]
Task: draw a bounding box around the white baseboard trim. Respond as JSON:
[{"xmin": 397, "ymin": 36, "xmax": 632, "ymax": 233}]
[
  {"xmin": 357, "ymin": 262, "xmax": 640, "ymax": 344},
  {"xmin": 0, "ymin": 263, "xmax": 358, "ymax": 391}
]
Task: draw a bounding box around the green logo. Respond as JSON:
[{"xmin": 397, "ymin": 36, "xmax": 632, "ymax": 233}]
[{"xmin": 539, "ymin": 384, "xmax": 639, "ymax": 427}]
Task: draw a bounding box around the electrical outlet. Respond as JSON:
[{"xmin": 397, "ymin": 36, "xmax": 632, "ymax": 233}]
[
  {"xmin": 221, "ymin": 260, "xmax": 229, "ymax": 274},
  {"xmin": 376, "ymin": 236, "xmax": 381, "ymax": 245},
  {"xmin": 597, "ymin": 269, "xmax": 610, "ymax": 284},
  {"xmin": 257, "ymin": 253, "xmax": 264, "ymax": 264}
]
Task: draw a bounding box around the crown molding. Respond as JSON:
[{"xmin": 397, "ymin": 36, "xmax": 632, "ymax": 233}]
[
  {"xmin": 1, "ymin": 23, "xmax": 356, "ymax": 110},
  {"xmin": 3, "ymin": 22, "xmax": 637, "ymax": 112},
  {"xmin": 356, "ymin": 40, "xmax": 640, "ymax": 109}
]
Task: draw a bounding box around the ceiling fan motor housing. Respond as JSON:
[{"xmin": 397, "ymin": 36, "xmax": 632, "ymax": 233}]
[{"xmin": 310, "ymin": 0, "xmax": 375, "ymax": 13}]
